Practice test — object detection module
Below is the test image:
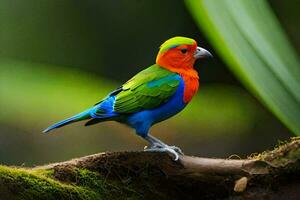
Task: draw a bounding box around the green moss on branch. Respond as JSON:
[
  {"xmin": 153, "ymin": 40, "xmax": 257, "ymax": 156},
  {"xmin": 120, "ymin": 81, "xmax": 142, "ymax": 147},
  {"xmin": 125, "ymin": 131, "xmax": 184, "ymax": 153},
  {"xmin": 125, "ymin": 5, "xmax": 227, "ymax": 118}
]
[
  {"xmin": 0, "ymin": 166, "xmax": 144, "ymax": 200},
  {"xmin": 0, "ymin": 166, "xmax": 99, "ymax": 200}
]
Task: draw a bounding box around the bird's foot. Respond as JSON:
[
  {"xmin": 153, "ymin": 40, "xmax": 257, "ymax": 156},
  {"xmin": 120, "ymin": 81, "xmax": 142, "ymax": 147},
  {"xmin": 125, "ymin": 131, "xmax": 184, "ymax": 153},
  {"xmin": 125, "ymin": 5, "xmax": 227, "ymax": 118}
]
[
  {"xmin": 144, "ymin": 143, "xmax": 184, "ymax": 161},
  {"xmin": 168, "ymin": 145, "xmax": 184, "ymax": 155}
]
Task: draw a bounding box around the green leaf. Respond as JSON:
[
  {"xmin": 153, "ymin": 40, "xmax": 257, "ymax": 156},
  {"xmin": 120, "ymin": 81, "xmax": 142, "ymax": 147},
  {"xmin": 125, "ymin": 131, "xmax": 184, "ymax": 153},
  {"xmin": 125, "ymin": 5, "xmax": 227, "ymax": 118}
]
[{"xmin": 185, "ymin": 0, "xmax": 300, "ymax": 134}]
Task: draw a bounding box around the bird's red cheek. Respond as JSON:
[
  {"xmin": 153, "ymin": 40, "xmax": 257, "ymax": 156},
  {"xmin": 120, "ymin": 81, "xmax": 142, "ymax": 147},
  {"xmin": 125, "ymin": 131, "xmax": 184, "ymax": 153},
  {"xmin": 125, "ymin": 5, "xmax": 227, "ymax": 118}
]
[{"xmin": 156, "ymin": 45, "xmax": 197, "ymax": 69}]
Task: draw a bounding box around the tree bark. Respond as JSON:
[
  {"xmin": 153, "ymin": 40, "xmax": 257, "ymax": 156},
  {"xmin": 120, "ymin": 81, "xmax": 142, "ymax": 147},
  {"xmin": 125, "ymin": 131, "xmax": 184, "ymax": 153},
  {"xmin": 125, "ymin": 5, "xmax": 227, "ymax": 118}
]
[{"xmin": 0, "ymin": 137, "xmax": 299, "ymax": 200}]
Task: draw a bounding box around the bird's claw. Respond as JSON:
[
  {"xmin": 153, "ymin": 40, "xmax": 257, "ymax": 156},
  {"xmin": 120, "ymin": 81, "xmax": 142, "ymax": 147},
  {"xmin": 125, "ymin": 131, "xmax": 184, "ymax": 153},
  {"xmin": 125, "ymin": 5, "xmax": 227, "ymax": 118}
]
[
  {"xmin": 169, "ymin": 145, "xmax": 184, "ymax": 155},
  {"xmin": 144, "ymin": 143, "xmax": 183, "ymax": 161}
]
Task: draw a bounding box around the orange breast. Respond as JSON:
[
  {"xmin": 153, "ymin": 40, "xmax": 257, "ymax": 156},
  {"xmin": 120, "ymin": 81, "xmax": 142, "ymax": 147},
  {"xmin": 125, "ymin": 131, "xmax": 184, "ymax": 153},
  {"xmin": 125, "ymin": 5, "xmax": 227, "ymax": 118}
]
[
  {"xmin": 156, "ymin": 51, "xmax": 199, "ymax": 103},
  {"xmin": 165, "ymin": 67, "xmax": 199, "ymax": 103},
  {"xmin": 182, "ymin": 74, "xmax": 199, "ymax": 103}
]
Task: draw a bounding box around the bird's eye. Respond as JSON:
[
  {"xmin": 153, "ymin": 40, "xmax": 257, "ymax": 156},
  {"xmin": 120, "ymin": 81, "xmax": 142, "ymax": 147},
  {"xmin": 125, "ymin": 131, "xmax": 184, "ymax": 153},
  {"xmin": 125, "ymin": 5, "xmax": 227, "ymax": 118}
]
[{"xmin": 180, "ymin": 48, "xmax": 188, "ymax": 54}]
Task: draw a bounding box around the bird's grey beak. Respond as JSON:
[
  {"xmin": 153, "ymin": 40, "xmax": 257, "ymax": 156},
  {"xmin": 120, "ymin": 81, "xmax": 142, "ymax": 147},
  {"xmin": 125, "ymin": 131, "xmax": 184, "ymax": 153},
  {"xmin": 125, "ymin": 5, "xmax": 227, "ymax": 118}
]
[{"xmin": 194, "ymin": 47, "xmax": 213, "ymax": 59}]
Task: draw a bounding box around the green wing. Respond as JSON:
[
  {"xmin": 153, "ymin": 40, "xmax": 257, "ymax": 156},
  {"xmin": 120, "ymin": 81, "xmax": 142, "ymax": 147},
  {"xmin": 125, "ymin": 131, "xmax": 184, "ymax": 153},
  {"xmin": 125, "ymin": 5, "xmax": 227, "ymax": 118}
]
[{"xmin": 113, "ymin": 64, "xmax": 180, "ymax": 113}]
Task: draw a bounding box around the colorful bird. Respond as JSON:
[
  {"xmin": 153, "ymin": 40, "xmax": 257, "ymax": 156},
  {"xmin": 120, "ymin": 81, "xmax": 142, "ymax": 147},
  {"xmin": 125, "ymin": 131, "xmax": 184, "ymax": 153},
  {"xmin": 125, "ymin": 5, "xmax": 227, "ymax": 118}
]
[{"xmin": 43, "ymin": 36, "xmax": 212, "ymax": 160}]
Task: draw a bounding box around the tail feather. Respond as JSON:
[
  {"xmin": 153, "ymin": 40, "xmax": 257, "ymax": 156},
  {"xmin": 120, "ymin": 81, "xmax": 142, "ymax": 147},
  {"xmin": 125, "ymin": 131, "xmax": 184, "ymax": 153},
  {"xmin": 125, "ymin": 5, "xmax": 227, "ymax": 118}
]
[{"xmin": 43, "ymin": 109, "xmax": 91, "ymax": 133}]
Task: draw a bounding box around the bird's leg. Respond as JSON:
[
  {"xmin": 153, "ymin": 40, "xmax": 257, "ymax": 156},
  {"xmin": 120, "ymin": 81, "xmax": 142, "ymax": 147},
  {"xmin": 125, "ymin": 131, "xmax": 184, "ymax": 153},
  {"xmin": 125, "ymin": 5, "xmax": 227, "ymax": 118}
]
[
  {"xmin": 145, "ymin": 135, "xmax": 184, "ymax": 154},
  {"xmin": 143, "ymin": 134, "xmax": 184, "ymax": 161}
]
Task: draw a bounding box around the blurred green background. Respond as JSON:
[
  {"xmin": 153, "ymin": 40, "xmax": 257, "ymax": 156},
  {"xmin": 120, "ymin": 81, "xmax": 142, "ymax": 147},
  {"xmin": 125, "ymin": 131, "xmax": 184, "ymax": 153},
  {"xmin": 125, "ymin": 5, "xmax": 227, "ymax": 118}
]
[{"xmin": 0, "ymin": 0, "xmax": 299, "ymax": 166}]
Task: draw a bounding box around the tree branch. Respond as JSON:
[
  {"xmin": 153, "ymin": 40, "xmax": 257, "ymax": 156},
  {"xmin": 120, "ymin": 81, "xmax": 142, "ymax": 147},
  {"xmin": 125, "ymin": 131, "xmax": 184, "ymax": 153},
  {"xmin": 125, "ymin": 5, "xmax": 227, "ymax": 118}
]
[{"xmin": 0, "ymin": 137, "xmax": 299, "ymax": 200}]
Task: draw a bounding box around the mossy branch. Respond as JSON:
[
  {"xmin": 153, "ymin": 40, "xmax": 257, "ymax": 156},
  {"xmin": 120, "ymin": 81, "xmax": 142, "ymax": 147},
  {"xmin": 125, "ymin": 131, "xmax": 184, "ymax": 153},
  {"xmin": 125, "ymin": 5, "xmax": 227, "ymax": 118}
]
[{"xmin": 0, "ymin": 137, "xmax": 300, "ymax": 200}]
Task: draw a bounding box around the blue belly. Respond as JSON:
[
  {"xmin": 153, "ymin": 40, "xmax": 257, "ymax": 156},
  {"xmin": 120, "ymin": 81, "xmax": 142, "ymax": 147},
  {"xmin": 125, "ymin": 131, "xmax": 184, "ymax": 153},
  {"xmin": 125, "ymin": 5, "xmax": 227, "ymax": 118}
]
[{"xmin": 126, "ymin": 77, "xmax": 186, "ymax": 137}]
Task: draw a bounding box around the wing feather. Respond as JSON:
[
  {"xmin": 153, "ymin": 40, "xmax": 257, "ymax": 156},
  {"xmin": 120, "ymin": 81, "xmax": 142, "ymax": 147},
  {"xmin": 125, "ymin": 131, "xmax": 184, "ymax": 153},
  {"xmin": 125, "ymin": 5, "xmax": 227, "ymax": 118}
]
[{"xmin": 113, "ymin": 65, "xmax": 181, "ymax": 114}]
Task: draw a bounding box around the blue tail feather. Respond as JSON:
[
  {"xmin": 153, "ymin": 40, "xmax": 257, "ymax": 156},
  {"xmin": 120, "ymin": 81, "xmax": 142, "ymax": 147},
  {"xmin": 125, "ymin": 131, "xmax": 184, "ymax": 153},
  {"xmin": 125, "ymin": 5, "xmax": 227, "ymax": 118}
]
[{"xmin": 43, "ymin": 109, "xmax": 91, "ymax": 133}]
